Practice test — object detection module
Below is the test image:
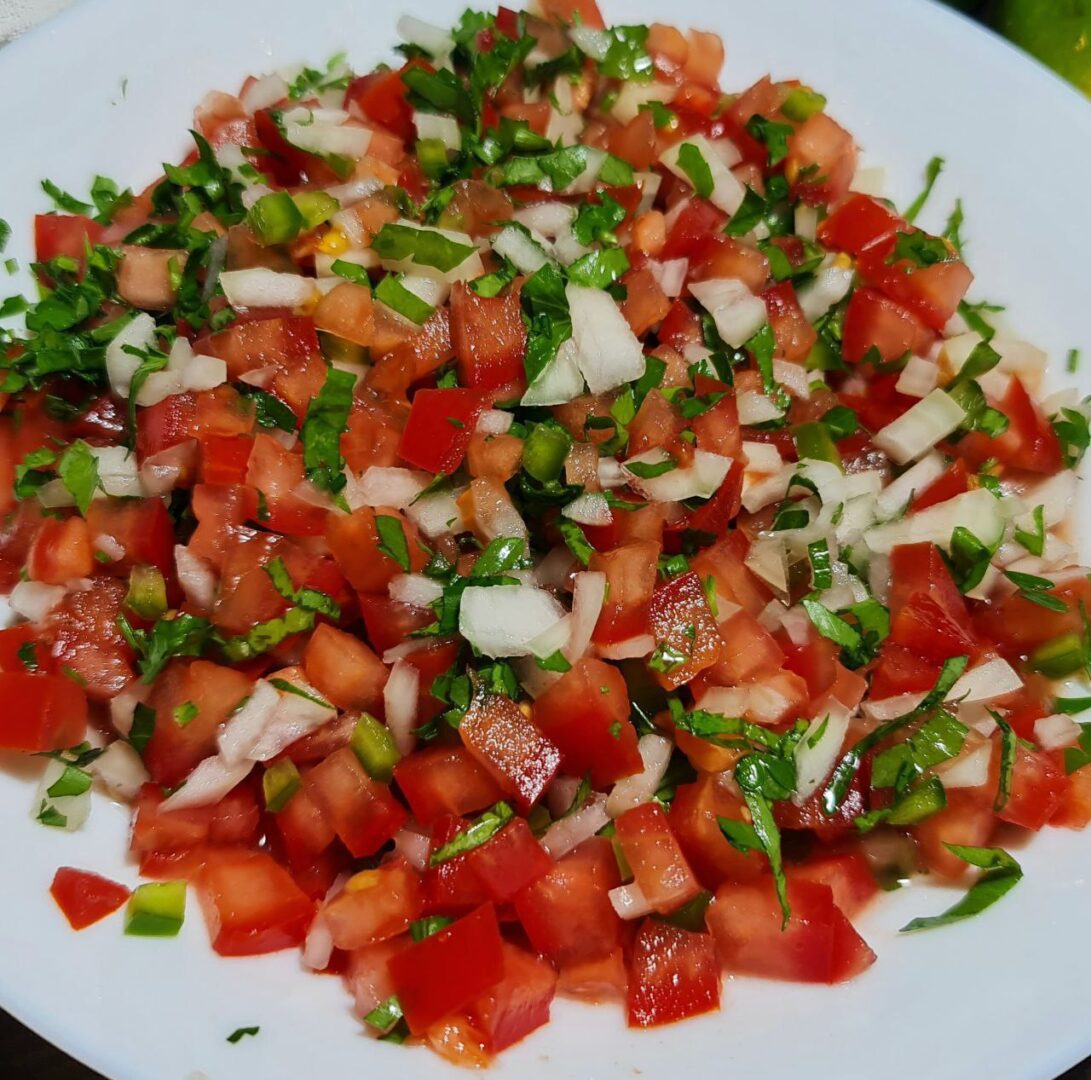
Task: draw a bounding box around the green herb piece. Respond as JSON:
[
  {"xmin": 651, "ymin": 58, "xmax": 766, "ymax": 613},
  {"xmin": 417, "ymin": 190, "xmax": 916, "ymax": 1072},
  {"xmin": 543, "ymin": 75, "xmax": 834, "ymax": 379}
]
[
  {"xmin": 660, "ymin": 889, "xmax": 714, "ymax": 932},
  {"xmin": 801, "ymin": 596, "xmax": 888, "ymax": 669},
  {"xmin": 1054, "ymin": 696, "xmax": 1091, "ymax": 716},
  {"xmin": 556, "ymin": 519, "xmax": 594, "ymax": 567},
  {"xmin": 374, "ymin": 514, "xmax": 412, "ymax": 572},
  {"xmin": 625, "ymin": 455, "xmax": 676, "ymax": 479},
  {"xmin": 807, "ymin": 539, "xmax": 833, "ymax": 591},
  {"xmin": 871, "ymin": 709, "xmax": 967, "ymax": 790},
  {"xmin": 745, "ymin": 115, "xmax": 794, "ymax": 167},
  {"xmin": 522, "ymin": 421, "xmax": 572, "ymax": 483},
  {"xmin": 1013, "ymin": 504, "xmax": 1046, "ymax": 558},
  {"xmin": 119, "ymin": 613, "xmax": 215, "ymax": 683},
  {"xmin": 129, "ymin": 703, "xmax": 156, "ymax": 756},
  {"xmin": 124, "ymin": 881, "xmax": 186, "ymax": 937},
  {"xmin": 947, "ymin": 378, "xmax": 1009, "ymax": 439},
  {"xmin": 734, "ymin": 752, "xmax": 793, "ymax": 925},
  {"xmin": 268, "ymin": 678, "xmax": 333, "ymax": 710},
  {"xmin": 856, "ymin": 775, "xmax": 948, "ymax": 832},
  {"xmin": 41, "ymin": 179, "xmax": 92, "ymax": 214},
  {"xmin": 301, "ymin": 365, "xmax": 354, "ymax": 499},
  {"xmin": 375, "ymin": 274, "xmax": 436, "ymax": 325},
  {"xmin": 172, "ymin": 701, "xmax": 199, "ymax": 728},
  {"xmin": 899, "ymin": 845, "xmax": 1022, "ymax": 932},
  {"xmin": 240, "ymin": 386, "xmax": 297, "ymax": 431},
  {"xmin": 219, "ymin": 608, "xmax": 315, "ymax": 663},
  {"xmin": 1003, "ymin": 569, "xmax": 1067, "ymax": 614},
  {"xmin": 597, "ymin": 25, "xmax": 654, "ymax": 81},
  {"xmin": 472, "ymin": 537, "xmax": 530, "ymax": 578},
  {"xmin": 363, "ymin": 995, "xmax": 404, "ymax": 1034},
  {"xmin": 57, "ymin": 440, "xmax": 101, "ymax": 515},
  {"xmin": 287, "ymin": 51, "xmax": 351, "ymax": 99},
  {"xmin": 293, "ymin": 190, "xmax": 340, "ymax": 230},
  {"xmin": 372, "ymin": 223, "xmax": 475, "ymax": 273},
  {"xmin": 350, "ymin": 713, "xmax": 401, "ymax": 782},
  {"xmin": 904, "ymin": 156, "xmax": 944, "ymax": 224},
  {"xmin": 535, "ymin": 649, "xmax": 572, "ymax": 673},
  {"xmin": 329, "ymin": 259, "xmax": 371, "ymax": 287},
  {"xmin": 122, "ymin": 343, "xmax": 170, "ymax": 438},
  {"xmin": 943, "ymin": 199, "xmax": 965, "ymax": 256},
  {"xmin": 991, "ymin": 710, "xmax": 1016, "ymax": 812},
  {"xmin": 17, "ymin": 641, "xmax": 40, "ymax": 672},
  {"xmin": 794, "ymin": 420, "xmax": 841, "ymax": 467},
  {"xmin": 781, "ymin": 86, "xmax": 826, "ymax": 122},
  {"xmin": 1051, "ymin": 406, "xmax": 1091, "ymax": 469},
  {"xmin": 37, "ymin": 802, "xmax": 68, "ymax": 828},
  {"xmin": 263, "ymin": 759, "xmax": 302, "ymax": 813},
  {"xmin": 639, "ymin": 100, "xmax": 677, "ymax": 129},
  {"xmin": 566, "ymin": 247, "xmax": 630, "ymax": 289},
  {"xmin": 945, "ymin": 526, "xmax": 993, "ymax": 594},
  {"xmin": 1067, "ymin": 349, "xmax": 1080, "ymax": 374},
  {"xmin": 429, "ymin": 802, "xmax": 514, "ymax": 866},
  {"xmin": 676, "ymin": 142, "xmax": 714, "ymax": 199},
  {"xmin": 46, "ymin": 763, "xmax": 93, "ymax": 799},
  {"xmin": 264, "ymin": 557, "xmax": 342, "ymax": 617},
  {"xmin": 227, "ymin": 1027, "xmax": 260, "ymax": 1044},
  {"xmin": 410, "ymin": 916, "xmax": 454, "ymax": 942},
  {"xmin": 1064, "ymin": 725, "xmax": 1091, "ymax": 774}
]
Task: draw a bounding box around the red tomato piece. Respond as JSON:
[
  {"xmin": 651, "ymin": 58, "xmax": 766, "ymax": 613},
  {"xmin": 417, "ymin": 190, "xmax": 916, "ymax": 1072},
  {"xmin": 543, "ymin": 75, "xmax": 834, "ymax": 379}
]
[
  {"xmin": 303, "ymin": 747, "xmax": 407, "ymax": 858},
  {"xmin": 326, "ymin": 505, "xmax": 428, "ymax": 594},
  {"xmin": 421, "ymin": 815, "xmax": 491, "ymax": 915},
  {"xmin": 842, "ymin": 287, "xmax": 933, "ymax": 364},
  {"xmin": 302, "ymin": 623, "xmax": 388, "ymax": 713},
  {"xmin": 615, "ymin": 802, "xmax": 703, "ymax": 914},
  {"xmin": 787, "ymin": 113, "xmax": 857, "ymax": 206},
  {"xmin": 648, "ymin": 571, "xmax": 723, "ymax": 689},
  {"xmin": 323, "ymin": 860, "xmax": 423, "ymax": 950},
  {"xmin": 466, "ymin": 818, "xmax": 553, "ymax": 903},
  {"xmin": 85, "ymin": 498, "xmax": 175, "ymax": 578},
  {"xmin": 996, "ymin": 745, "xmax": 1067, "ymax": 831},
  {"xmin": 46, "ymin": 578, "xmax": 134, "ymax": 700},
  {"xmin": 468, "ymin": 942, "xmax": 558, "ymax": 1053},
  {"xmin": 763, "ymin": 282, "xmax": 817, "ymax": 363},
  {"xmin": 399, "ymin": 388, "xmax": 489, "ymax": 474},
  {"xmin": 888, "ymin": 542, "xmax": 978, "ymax": 662},
  {"xmin": 707, "ymin": 878, "xmax": 876, "ymax": 983},
  {"xmin": 910, "ymin": 458, "xmax": 970, "ymax": 512},
  {"xmin": 627, "ymin": 920, "xmax": 720, "ymax": 1027},
  {"xmin": 670, "ymin": 778, "xmax": 766, "ymax": 888},
  {"xmin": 913, "ymin": 789, "xmax": 997, "ymax": 879},
  {"xmin": 459, "ymin": 693, "xmax": 561, "ymax": 813},
  {"xmin": 450, "ymin": 283, "xmax": 528, "ymax": 392},
  {"xmin": 344, "ymin": 62, "xmax": 424, "ymax": 142},
  {"xmin": 394, "ymin": 745, "xmax": 506, "ymax": 825},
  {"xmin": 0, "ymin": 672, "xmax": 87, "ymax": 751},
  {"xmin": 388, "ymin": 903, "xmax": 506, "ymax": 1034},
  {"xmin": 531, "ymin": 658, "xmax": 642, "ymax": 786},
  {"xmin": 196, "ymin": 850, "xmax": 315, "ymax": 956},
  {"xmin": 49, "ymin": 867, "xmax": 130, "ymax": 930},
  {"xmin": 590, "ymin": 540, "xmax": 661, "ymax": 645},
  {"xmin": 34, "ymin": 214, "xmax": 104, "ymax": 267},
  {"xmin": 787, "ymin": 850, "xmax": 879, "ymax": 918},
  {"xmin": 27, "ymin": 515, "xmax": 93, "ymax": 584},
  {"xmin": 817, "ymin": 194, "xmax": 904, "ymax": 256}
]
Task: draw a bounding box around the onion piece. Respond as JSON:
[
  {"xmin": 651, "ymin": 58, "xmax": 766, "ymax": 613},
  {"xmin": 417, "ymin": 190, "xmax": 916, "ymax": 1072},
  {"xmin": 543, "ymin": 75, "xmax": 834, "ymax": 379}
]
[
  {"xmin": 606, "ymin": 735, "xmax": 673, "ymax": 818},
  {"xmin": 218, "ymin": 680, "xmax": 281, "ymax": 765},
  {"xmin": 863, "ymin": 692, "xmax": 925, "ymax": 723},
  {"xmin": 348, "ymin": 466, "xmax": 429, "ymax": 510},
  {"xmin": 9, "ymin": 580, "xmax": 65, "ymax": 622},
  {"xmin": 540, "ymin": 792, "xmax": 611, "ymax": 859},
  {"xmin": 596, "ymin": 634, "xmax": 655, "ymax": 660},
  {"xmin": 240, "ymin": 73, "xmax": 288, "ymax": 114},
  {"xmin": 874, "ymin": 451, "xmax": 946, "ymax": 520},
  {"xmin": 562, "ymin": 492, "xmax": 612, "ymax": 526},
  {"xmin": 493, "ymin": 224, "xmax": 552, "ymax": 273},
  {"xmin": 91, "ymin": 740, "xmax": 149, "ymax": 801},
  {"xmin": 34, "ymin": 759, "xmax": 91, "ymax": 831},
  {"xmin": 610, "ymin": 80, "xmax": 676, "ymax": 124},
  {"xmin": 175, "ymin": 544, "xmax": 218, "ymax": 611},
  {"xmin": 394, "ymin": 828, "xmax": 431, "ymax": 871},
  {"xmin": 696, "ymin": 685, "xmax": 751, "ymax": 717},
  {"xmin": 742, "ymin": 440, "xmax": 783, "ymax": 473},
  {"xmin": 459, "ymin": 585, "xmax": 568, "ymax": 658},
  {"xmin": 945, "ymin": 658, "xmax": 1022, "ymax": 705},
  {"xmin": 609, "ymin": 882, "xmax": 655, "ymax": 920},
  {"xmin": 934, "ymin": 741, "xmax": 992, "ymax": 790},
  {"xmin": 161, "ymin": 755, "xmax": 252, "ymax": 810},
  {"xmin": 521, "ymin": 336, "xmax": 585, "ymax": 407},
  {"xmin": 873, "ymin": 388, "xmax": 966, "ymax": 464},
  {"xmin": 866, "ymin": 488, "xmax": 1007, "ymax": 555},
  {"xmin": 106, "ymin": 313, "xmax": 156, "ymax": 398},
  {"xmin": 895, "ymin": 355, "xmax": 939, "ymax": 399},
  {"xmin": 689, "ymin": 278, "xmax": 768, "ymax": 348},
  {"xmin": 659, "ymin": 135, "xmax": 745, "ymax": 214},
  {"xmin": 623, "ymin": 449, "xmax": 732, "ymax": 503},
  {"xmin": 567, "ymin": 285, "xmax": 646, "ymax": 394},
  {"xmin": 793, "ymin": 709, "xmax": 850, "ymax": 803},
  {"xmin": 388, "ymin": 574, "xmax": 443, "ymax": 609},
  {"xmin": 302, "ymin": 914, "xmax": 335, "ymax": 972},
  {"xmin": 1034, "ymin": 713, "xmax": 1083, "ymax": 751},
  {"xmin": 476, "ymin": 409, "xmax": 514, "ymax": 435},
  {"xmin": 563, "ymin": 571, "xmax": 607, "ymax": 664},
  {"xmin": 249, "ymin": 674, "xmax": 338, "ymax": 762},
  {"xmin": 646, "ymin": 258, "xmax": 688, "ymax": 298},
  {"xmin": 220, "ymin": 268, "xmax": 316, "ymax": 309},
  {"xmin": 384, "ymin": 660, "xmax": 420, "ymax": 757},
  {"xmin": 414, "ymin": 111, "xmax": 460, "ymax": 151},
  {"xmin": 397, "ymin": 14, "xmax": 455, "ymax": 57}
]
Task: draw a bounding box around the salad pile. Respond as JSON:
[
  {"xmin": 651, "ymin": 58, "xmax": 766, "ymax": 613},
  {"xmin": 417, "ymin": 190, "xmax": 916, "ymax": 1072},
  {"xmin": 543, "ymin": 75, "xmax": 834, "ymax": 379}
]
[{"xmin": 2, "ymin": 0, "xmax": 1090, "ymax": 1064}]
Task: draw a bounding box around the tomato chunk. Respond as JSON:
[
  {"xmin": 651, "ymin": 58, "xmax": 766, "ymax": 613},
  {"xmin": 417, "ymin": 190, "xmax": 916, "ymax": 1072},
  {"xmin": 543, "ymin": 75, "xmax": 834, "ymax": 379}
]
[
  {"xmin": 394, "ymin": 745, "xmax": 506, "ymax": 825},
  {"xmin": 627, "ymin": 920, "xmax": 720, "ymax": 1027},
  {"xmin": 469, "ymin": 942, "xmax": 558, "ymax": 1053},
  {"xmin": 323, "ymin": 860, "xmax": 422, "ymax": 950},
  {"xmin": 399, "ymin": 388, "xmax": 489, "ymax": 474},
  {"xmin": 50, "ymin": 868, "xmax": 130, "ymax": 930},
  {"xmin": 388, "ymin": 903, "xmax": 506, "ymax": 1034},
  {"xmin": 615, "ymin": 802, "xmax": 702, "ymax": 915},
  {"xmin": 0, "ymin": 672, "xmax": 87, "ymax": 751}
]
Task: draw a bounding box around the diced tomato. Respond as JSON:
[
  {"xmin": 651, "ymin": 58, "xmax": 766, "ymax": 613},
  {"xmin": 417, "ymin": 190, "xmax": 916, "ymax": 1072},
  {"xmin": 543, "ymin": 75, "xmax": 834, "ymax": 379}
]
[
  {"xmin": 960, "ymin": 376, "xmax": 1064, "ymax": 475},
  {"xmin": 691, "ymin": 531, "xmax": 769, "ymax": 616},
  {"xmin": 705, "ymin": 610, "xmax": 787, "ymax": 698},
  {"xmin": 302, "ymin": 623, "xmax": 387, "ymax": 712},
  {"xmin": 661, "ymin": 198, "xmax": 727, "ymax": 262},
  {"xmin": 888, "ymin": 542, "xmax": 978, "ymax": 662},
  {"xmin": 620, "ymin": 267, "xmax": 671, "ymax": 337},
  {"xmin": 0, "ymin": 672, "xmax": 87, "ymax": 751},
  {"xmin": 49, "ymin": 867, "xmax": 130, "ymax": 930},
  {"xmin": 787, "ymin": 850, "xmax": 879, "ymax": 918},
  {"xmin": 466, "ymin": 818, "xmax": 553, "ymax": 903},
  {"xmin": 323, "ymin": 860, "xmax": 422, "ymax": 950},
  {"xmin": 842, "ymin": 287, "xmax": 933, "ymax": 364},
  {"xmin": 996, "ymin": 745, "xmax": 1067, "ymax": 831},
  {"xmin": 627, "ymin": 920, "xmax": 720, "ymax": 1027},
  {"xmin": 590, "ymin": 540, "xmax": 660, "ymax": 644},
  {"xmin": 648, "ymin": 571, "xmax": 723, "ymax": 689},
  {"xmin": 787, "ymin": 113, "xmax": 857, "ymax": 206},
  {"xmin": 344, "ymin": 62, "xmax": 423, "ymax": 142},
  {"xmin": 514, "ymin": 836, "xmax": 623, "ymax": 967},
  {"xmin": 706, "ymin": 878, "xmax": 876, "ymax": 983},
  {"xmin": 394, "ymin": 745, "xmax": 506, "ymax": 825},
  {"xmin": 615, "ymin": 802, "xmax": 702, "ymax": 914},
  {"xmin": 326, "ymin": 505, "xmax": 428, "ymax": 594},
  {"xmin": 27, "ymin": 515, "xmax": 93, "ymax": 584},
  {"xmin": 531, "ymin": 658, "xmax": 642, "ymax": 786},
  {"xmin": 0, "ymin": 626, "xmax": 48, "ymax": 673},
  {"xmin": 775, "ymin": 764, "xmax": 870, "ymax": 839},
  {"xmin": 869, "ymin": 641, "xmax": 942, "ymax": 700},
  {"xmin": 34, "ymin": 213, "xmax": 104, "ymax": 267},
  {"xmin": 670, "ymin": 777, "xmax": 766, "ymax": 887},
  {"xmin": 658, "ymin": 298, "xmax": 705, "ymax": 352},
  {"xmin": 274, "ymin": 782, "xmax": 337, "ymax": 867},
  {"xmin": 199, "ymin": 434, "xmax": 253, "ymax": 486},
  {"xmin": 201, "ymin": 315, "xmax": 321, "ymax": 382},
  {"xmin": 46, "ymin": 579, "xmax": 134, "ymax": 701},
  {"xmin": 536, "ymin": 0, "xmax": 605, "ymax": 28},
  {"xmin": 388, "ymin": 903, "xmax": 505, "ymax": 1034},
  {"xmin": 911, "ymin": 458, "xmax": 969, "ymax": 512},
  {"xmin": 450, "ymin": 283, "xmax": 528, "ymax": 392},
  {"xmin": 763, "ymin": 282, "xmax": 817, "ymax": 362},
  {"xmin": 195, "ymin": 850, "xmax": 314, "ymax": 956},
  {"xmin": 459, "ymin": 692, "xmax": 561, "ymax": 813},
  {"xmin": 399, "ymin": 388, "xmax": 489, "ymax": 474},
  {"xmin": 817, "ymin": 194, "xmax": 904, "ymax": 256},
  {"xmin": 914, "ymin": 789, "xmax": 996, "ymax": 878},
  {"xmin": 245, "ymin": 435, "xmax": 328, "ymax": 537},
  {"xmin": 421, "ymin": 815, "xmax": 492, "ymax": 915},
  {"xmin": 357, "ymin": 594, "xmax": 435, "ymax": 653},
  {"xmin": 1052, "ymin": 765, "xmax": 1091, "ymax": 830},
  {"xmin": 143, "ymin": 660, "xmax": 254, "ymax": 788},
  {"xmin": 469, "ymin": 942, "xmax": 557, "ymax": 1053},
  {"xmin": 85, "ymin": 498, "xmax": 175, "ymax": 578},
  {"xmin": 303, "ymin": 747, "xmax": 407, "ymax": 858}
]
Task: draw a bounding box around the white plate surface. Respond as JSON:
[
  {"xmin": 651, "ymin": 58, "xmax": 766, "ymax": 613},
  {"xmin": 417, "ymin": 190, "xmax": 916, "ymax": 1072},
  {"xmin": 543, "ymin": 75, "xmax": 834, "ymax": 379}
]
[{"xmin": 0, "ymin": 1, "xmax": 1089, "ymax": 1078}]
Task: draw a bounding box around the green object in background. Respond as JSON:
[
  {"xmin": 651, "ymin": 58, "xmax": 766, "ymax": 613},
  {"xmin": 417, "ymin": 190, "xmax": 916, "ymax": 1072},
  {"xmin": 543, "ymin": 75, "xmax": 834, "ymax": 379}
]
[{"xmin": 993, "ymin": 0, "xmax": 1091, "ymax": 96}]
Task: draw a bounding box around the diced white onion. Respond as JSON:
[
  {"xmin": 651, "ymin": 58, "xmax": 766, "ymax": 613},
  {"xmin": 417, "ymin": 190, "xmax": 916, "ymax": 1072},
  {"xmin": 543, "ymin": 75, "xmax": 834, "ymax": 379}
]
[
  {"xmin": 9, "ymin": 580, "xmax": 65, "ymax": 622},
  {"xmin": 696, "ymin": 685, "xmax": 751, "ymax": 717},
  {"xmin": 394, "ymin": 828, "xmax": 431, "ymax": 871},
  {"xmin": 567, "ymin": 285, "xmax": 646, "ymax": 394},
  {"xmin": 1017, "ymin": 470, "xmax": 1076, "ymax": 529},
  {"xmin": 397, "ymin": 14, "xmax": 455, "ymax": 57},
  {"xmin": 689, "ymin": 278, "xmax": 768, "ymax": 348},
  {"xmin": 623, "ymin": 449, "xmax": 732, "ymax": 503},
  {"xmin": 596, "ymin": 634, "xmax": 655, "ymax": 660},
  {"xmin": 106, "ymin": 313, "xmax": 156, "ymax": 398},
  {"xmin": 934, "ymin": 742, "xmax": 992, "ymax": 790},
  {"xmin": 794, "ymin": 204, "xmax": 819, "ymax": 242},
  {"xmin": 493, "ymin": 224, "xmax": 552, "ymax": 273},
  {"xmin": 384, "ymin": 660, "xmax": 420, "ymax": 756},
  {"xmin": 863, "ymin": 692, "xmax": 925, "ymax": 723},
  {"xmin": 646, "ymin": 258, "xmax": 688, "ymax": 299},
  {"xmin": 476, "ymin": 409, "xmax": 514, "ymax": 435},
  {"xmin": 945, "ymin": 658, "xmax": 1022, "ymax": 705},
  {"xmin": 218, "ymin": 680, "xmax": 282, "ymax": 765},
  {"xmin": 606, "ymin": 734, "xmax": 673, "ymax": 818},
  {"xmin": 569, "ymin": 24, "xmax": 611, "ymax": 60},
  {"xmin": 895, "ymin": 355, "xmax": 940, "ymax": 399},
  {"xmin": 741, "ymin": 462, "xmax": 794, "ymax": 513},
  {"xmin": 91, "ymin": 740, "xmax": 149, "ymax": 801},
  {"xmin": 797, "ymin": 263, "xmax": 855, "ymax": 323},
  {"xmin": 175, "ymin": 545, "xmax": 217, "ymax": 611},
  {"xmin": 348, "ymin": 466, "xmax": 430, "ymax": 510},
  {"xmin": 540, "ymin": 792, "xmax": 610, "ymax": 859},
  {"xmin": 413, "ymin": 111, "xmax": 460, "ymax": 152},
  {"xmin": 562, "ymin": 492, "xmax": 612, "ymax": 527},
  {"xmin": 610, "ymin": 80, "xmax": 676, "ymax": 124},
  {"xmin": 388, "ymin": 574, "xmax": 443, "ymax": 608},
  {"xmin": 33, "ymin": 759, "xmax": 91, "ymax": 831},
  {"xmin": 405, "ymin": 487, "xmax": 465, "ymax": 538},
  {"xmin": 873, "ymin": 389, "xmax": 966, "ymax": 464},
  {"xmin": 1034, "ymin": 713, "xmax": 1083, "ymax": 751},
  {"xmin": 772, "ymin": 360, "xmax": 811, "ymax": 400},
  {"xmin": 742, "ymin": 440, "xmax": 783, "ymax": 473},
  {"xmin": 850, "ymin": 166, "xmax": 886, "ymax": 196},
  {"xmin": 302, "ymin": 914, "xmax": 335, "ymax": 972},
  {"xmin": 241, "ymin": 73, "xmax": 288, "ymax": 114},
  {"xmin": 874, "ymin": 451, "xmax": 946, "ymax": 520},
  {"xmin": 459, "ymin": 585, "xmax": 568, "ymax": 658},
  {"xmin": 281, "ymin": 109, "xmax": 371, "ymax": 160},
  {"xmin": 745, "ymin": 537, "xmax": 788, "ymax": 593},
  {"xmin": 793, "ymin": 709, "xmax": 850, "ymax": 803},
  {"xmin": 866, "ymin": 488, "xmax": 1007, "ymax": 555},
  {"xmin": 109, "ymin": 682, "xmax": 149, "ymax": 738},
  {"xmin": 161, "ymin": 754, "xmax": 251, "ymax": 811},
  {"xmin": 564, "ymin": 571, "xmax": 607, "ymax": 663},
  {"xmin": 660, "ymin": 134, "xmax": 745, "ymax": 214},
  {"xmin": 521, "ymin": 336, "xmax": 586, "ymax": 407},
  {"xmin": 220, "ymin": 268, "xmax": 317, "ymax": 309},
  {"xmin": 609, "ymin": 882, "xmax": 654, "ymax": 920}
]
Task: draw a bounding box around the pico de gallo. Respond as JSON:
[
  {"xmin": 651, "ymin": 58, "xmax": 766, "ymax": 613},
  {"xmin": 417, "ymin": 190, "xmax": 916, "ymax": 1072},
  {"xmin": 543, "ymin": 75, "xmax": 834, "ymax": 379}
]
[{"xmin": 2, "ymin": 0, "xmax": 1090, "ymax": 1063}]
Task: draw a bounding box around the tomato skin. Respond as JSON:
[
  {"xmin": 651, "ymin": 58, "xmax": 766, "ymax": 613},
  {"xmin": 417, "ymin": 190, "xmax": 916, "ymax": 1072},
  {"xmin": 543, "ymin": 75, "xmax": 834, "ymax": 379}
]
[
  {"xmin": 49, "ymin": 868, "xmax": 130, "ymax": 930},
  {"xmin": 344, "ymin": 62, "xmax": 422, "ymax": 142},
  {"xmin": 450, "ymin": 283, "xmax": 528, "ymax": 392},
  {"xmin": 196, "ymin": 850, "xmax": 315, "ymax": 956},
  {"xmin": 661, "ymin": 198, "xmax": 727, "ymax": 262},
  {"xmin": 46, "ymin": 579, "xmax": 134, "ymax": 701},
  {"xmin": 888, "ymin": 542, "xmax": 978, "ymax": 663},
  {"xmin": 620, "ymin": 267, "xmax": 671, "ymax": 337},
  {"xmin": 707, "ymin": 878, "xmax": 876, "ymax": 983},
  {"xmin": 842, "ymin": 287, "xmax": 933, "ymax": 364},
  {"xmin": 627, "ymin": 920, "xmax": 720, "ymax": 1028},
  {"xmin": 787, "ymin": 113, "xmax": 857, "ymax": 206},
  {"xmin": 647, "ymin": 571, "xmax": 722, "ymax": 689},
  {"xmin": 995, "ymin": 745, "xmax": 1067, "ymax": 831},
  {"xmin": 459, "ymin": 693, "xmax": 561, "ymax": 813},
  {"xmin": 323, "ymin": 859, "xmax": 422, "ymax": 950},
  {"xmin": 763, "ymin": 282, "xmax": 816, "ymax": 363},
  {"xmin": 590, "ymin": 540, "xmax": 660, "ymax": 645},
  {"xmin": 670, "ymin": 778, "xmax": 766, "ymax": 887},
  {"xmin": 399, "ymin": 388, "xmax": 489, "ymax": 474},
  {"xmin": 532, "ymin": 658, "xmax": 643, "ymax": 786},
  {"xmin": 27, "ymin": 515, "xmax": 93, "ymax": 584},
  {"xmin": 304, "ymin": 747, "xmax": 408, "ymax": 858},
  {"xmin": 787, "ymin": 850, "xmax": 879, "ymax": 918},
  {"xmin": 775, "ymin": 764, "xmax": 870, "ymax": 839},
  {"xmin": 911, "ymin": 458, "xmax": 969, "ymax": 512},
  {"xmin": 1052, "ymin": 765, "xmax": 1091, "ymax": 830},
  {"xmin": 469, "ymin": 942, "xmax": 558, "ymax": 1053},
  {"xmin": 421, "ymin": 815, "xmax": 492, "ymax": 915},
  {"xmin": 514, "ymin": 836, "xmax": 623, "ymax": 967},
  {"xmin": 0, "ymin": 671, "xmax": 87, "ymax": 751},
  {"xmin": 85, "ymin": 498, "xmax": 175, "ymax": 579},
  {"xmin": 616, "ymin": 802, "xmax": 703, "ymax": 914},
  {"xmin": 466, "ymin": 818, "xmax": 553, "ymax": 903},
  {"xmin": 0, "ymin": 626, "xmax": 49, "ymax": 673},
  {"xmin": 34, "ymin": 213, "xmax": 104, "ymax": 267},
  {"xmin": 303, "ymin": 623, "xmax": 388, "ymax": 713},
  {"xmin": 960, "ymin": 376, "xmax": 1064, "ymax": 475},
  {"xmin": 388, "ymin": 903, "xmax": 506, "ymax": 1034},
  {"xmin": 869, "ymin": 642, "xmax": 942, "ymax": 700},
  {"xmin": 274, "ymin": 781, "xmax": 337, "ymax": 867},
  {"xmin": 691, "ymin": 531, "xmax": 769, "ymax": 616},
  {"xmin": 914, "ymin": 789, "xmax": 997, "ymax": 878},
  {"xmin": 817, "ymin": 194, "xmax": 904, "ymax": 256},
  {"xmin": 536, "ymin": 0, "xmax": 605, "ymax": 28},
  {"xmin": 394, "ymin": 745, "xmax": 505, "ymax": 825}
]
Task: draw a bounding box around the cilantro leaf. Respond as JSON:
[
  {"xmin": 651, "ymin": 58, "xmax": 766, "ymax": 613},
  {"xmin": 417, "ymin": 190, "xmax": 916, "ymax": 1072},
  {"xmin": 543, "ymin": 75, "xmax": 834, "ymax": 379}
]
[
  {"xmin": 375, "ymin": 514, "xmax": 411, "ymax": 572},
  {"xmin": 904, "ymin": 155, "xmax": 944, "ymax": 224},
  {"xmin": 676, "ymin": 142, "xmax": 714, "ymax": 199},
  {"xmin": 429, "ymin": 802, "xmax": 514, "ymax": 865},
  {"xmin": 301, "ymin": 365, "xmax": 354, "ymax": 498},
  {"xmin": 900, "ymin": 845, "xmax": 1022, "ymax": 932},
  {"xmin": 57, "ymin": 440, "xmax": 101, "ymax": 515}
]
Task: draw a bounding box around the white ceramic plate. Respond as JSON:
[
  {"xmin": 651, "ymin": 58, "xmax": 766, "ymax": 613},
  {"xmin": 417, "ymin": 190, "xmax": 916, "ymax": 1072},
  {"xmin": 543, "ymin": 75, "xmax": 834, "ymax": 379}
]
[{"xmin": 1, "ymin": 1, "xmax": 1090, "ymax": 1077}]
